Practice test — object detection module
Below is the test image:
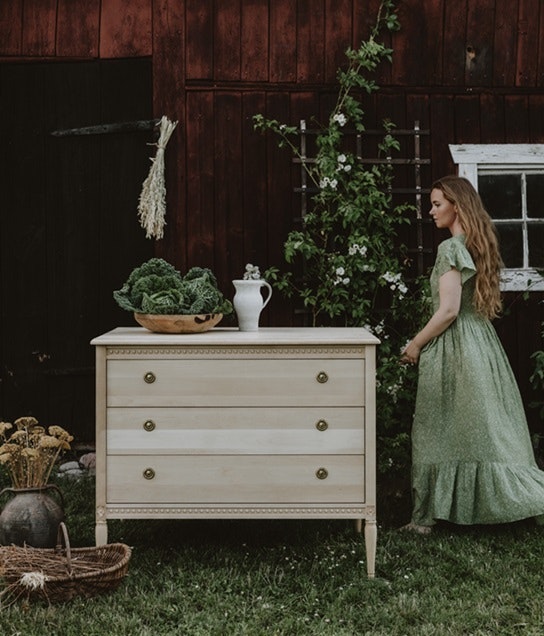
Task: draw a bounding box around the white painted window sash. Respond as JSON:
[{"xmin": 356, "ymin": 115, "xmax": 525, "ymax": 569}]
[{"xmin": 449, "ymin": 144, "xmax": 544, "ymax": 292}]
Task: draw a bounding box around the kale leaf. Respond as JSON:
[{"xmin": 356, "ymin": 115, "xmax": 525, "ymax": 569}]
[{"xmin": 113, "ymin": 258, "xmax": 232, "ymax": 315}]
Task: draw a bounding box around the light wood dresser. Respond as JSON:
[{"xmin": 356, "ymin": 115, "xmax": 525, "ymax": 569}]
[{"xmin": 91, "ymin": 327, "xmax": 379, "ymax": 577}]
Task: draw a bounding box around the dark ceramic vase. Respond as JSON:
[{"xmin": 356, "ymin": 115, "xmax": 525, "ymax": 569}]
[{"xmin": 0, "ymin": 484, "xmax": 65, "ymax": 548}]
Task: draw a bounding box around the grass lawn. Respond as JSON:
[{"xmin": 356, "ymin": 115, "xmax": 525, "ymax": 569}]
[{"xmin": 2, "ymin": 475, "xmax": 544, "ymax": 635}]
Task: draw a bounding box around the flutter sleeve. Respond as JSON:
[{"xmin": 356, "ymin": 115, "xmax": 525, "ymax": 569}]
[{"xmin": 433, "ymin": 238, "xmax": 476, "ymax": 285}]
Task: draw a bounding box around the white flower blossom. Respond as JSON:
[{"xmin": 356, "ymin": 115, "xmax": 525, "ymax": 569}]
[
  {"xmin": 335, "ymin": 153, "xmax": 352, "ymax": 173},
  {"xmin": 332, "ymin": 266, "xmax": 350, "ymax": 286},
  {"xmin": 348, "ymin": 243, "xmax": 368, "ymax": 257},
  {"xmin": 332, "ymin": 113, "xmax": 347, "ymax": 127},
  {"xmin": 243, "ymin": 263, "xmax": 261, "ymax": 280},
  {"xmin": 382, "ymin": 271, "xmax": 408, "ymax": 298},
  {"xmin": 373, "ymin": 320, "xmax": 385, "ymax": 335},
  {"xmin": 382, "ymin": 271, "xmax": 402, "ymax": 284},
  {"xmin": 319, "ymin": 176, "xmax": 338, "ymax": 190}
]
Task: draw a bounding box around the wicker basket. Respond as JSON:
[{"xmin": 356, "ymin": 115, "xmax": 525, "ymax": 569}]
[{"xmin": 0, "ymin": 522, "xmax": 131, "ymax": 604}]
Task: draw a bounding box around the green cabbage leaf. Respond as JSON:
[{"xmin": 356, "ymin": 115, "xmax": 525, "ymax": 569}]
[{"xmin": 113, "ymin": 258, "xmax": 233, "ymax": 315}]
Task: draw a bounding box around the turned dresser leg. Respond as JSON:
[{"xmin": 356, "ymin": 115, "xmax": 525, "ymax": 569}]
[
  {"xmin": 95, "ymin": 506, "xmax": 108, "ymax": 546},
  {"xmin": 364, "ymin": 519, "xmax": 377, "ymax": 578}
]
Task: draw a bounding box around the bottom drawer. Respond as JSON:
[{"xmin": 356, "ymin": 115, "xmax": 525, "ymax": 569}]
[{"xmin": 106, "ymin": 455, "xmax": 365, "ymax": 504}]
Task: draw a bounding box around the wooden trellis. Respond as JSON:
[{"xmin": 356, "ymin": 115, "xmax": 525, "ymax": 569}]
[{"xmin": 293, "ymin": 120, "xmax": 432, "ymax": 275}]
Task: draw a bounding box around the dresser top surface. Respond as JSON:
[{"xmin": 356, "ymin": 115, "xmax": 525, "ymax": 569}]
[{"xmin": 91, "ymin": 326, "xmax": 380, "ymax": 347}]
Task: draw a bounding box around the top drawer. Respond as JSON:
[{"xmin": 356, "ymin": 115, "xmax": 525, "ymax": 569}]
[{"xmin": 107, "ymin": 358, "xmax": 365, "ymax": 407}]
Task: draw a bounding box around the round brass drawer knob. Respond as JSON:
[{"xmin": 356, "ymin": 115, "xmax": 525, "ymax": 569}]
[
  {"xmin": 143, "ymin": 420, "xmax": 156, "ymax": 432},
  {"xmin": 316, "ymin": 371, "xmax": 329, "ymax": 384},
  {"xmin": 144, "ymin": 372, "xmax": 156, "ymax": 384},
  {"xmin": 316, "ymin": 467, "xmax": 328, "ymax": 480},
  {"xmin": 143, "ymin": 468, "xmax": 156, "ymax": 480},
  {"xmin": 315, "ymin": 419, "xmax": 328, "ymax": 432}
]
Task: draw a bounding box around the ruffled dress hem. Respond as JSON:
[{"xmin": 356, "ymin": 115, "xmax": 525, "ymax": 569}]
[{"xmin": 412, "ymin": 460, "xmax": 544, "ymax": 526}]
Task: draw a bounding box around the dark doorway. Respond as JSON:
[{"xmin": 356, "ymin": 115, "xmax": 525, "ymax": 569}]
[{"xmin": 0, "ymin": 59, "xmax": 154, "ymax": 442}]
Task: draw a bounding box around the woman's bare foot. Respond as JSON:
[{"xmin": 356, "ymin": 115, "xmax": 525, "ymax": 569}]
[{"xmin": 399, "ymin": 522, "xmax": 433, "ymax": 535}]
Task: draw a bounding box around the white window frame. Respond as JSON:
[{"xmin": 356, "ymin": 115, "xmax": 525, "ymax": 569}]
[{"xmin": 449, "ymin": 143, "xmax": 544, "ymax": 292}]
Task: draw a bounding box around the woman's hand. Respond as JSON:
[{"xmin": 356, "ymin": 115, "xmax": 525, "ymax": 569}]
[
  {"xmin": 399, "ymin": 268, "xmax": 462, "ymax": 366},
  {"xmin": 400, "ymin": 340, "xmax": 421, "ymax": 365}
]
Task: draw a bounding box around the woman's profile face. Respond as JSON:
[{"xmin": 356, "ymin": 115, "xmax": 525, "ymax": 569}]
[{"xmin": 429, "ymin": 188, "xmax": 458, "ymax": 232}]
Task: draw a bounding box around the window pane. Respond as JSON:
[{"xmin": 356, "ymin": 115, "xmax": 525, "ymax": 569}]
[
  {"xmin": 478, "ymin": 174, "xmax": 521, "ymax": 219},
  {"xmin": 496, "ymin": 224, "xmax": 523, "ymax": 268},
  {"xmin": 528, "ymin": 224, "xmax": 544, "ymax": 268},
  {"xmin": 526, "ymin": 174, "xmax": 544, "ymax": 219}
]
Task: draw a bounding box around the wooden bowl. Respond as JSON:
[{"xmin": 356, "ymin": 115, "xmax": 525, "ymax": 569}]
[{"xmin": 133, "ymin": 313, "xmax": 223, "ymax": 334}]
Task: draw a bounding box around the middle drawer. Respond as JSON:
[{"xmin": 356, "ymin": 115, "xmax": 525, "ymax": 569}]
[{"xmin": 106, "ymin": 407, "xmax": 365, "ymax": 454}]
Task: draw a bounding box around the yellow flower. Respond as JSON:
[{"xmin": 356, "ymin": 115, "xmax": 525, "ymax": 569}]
[
  {"xmin": 38, "ymin": 436, "xmax": 62, "ymax": 449},
  {"xmin": 0, "ymin": 443, "xmax": 22, "ymax": 455},
  {"xmin": 48, "ymin": 426, "xmax": 74, "ymax": 443},
  {"xmin": 9, "ymin": 431, "xmax": 28, "ymax": 444},
  {"xmin": 0, "ymin": 416, "xmax": 74, "ymax": 488},
  {"xmin": 21, "ymin": 448, "xmax": 40, "ymax": 459},
  {"xmin": 0, "ymin": 421, "xmax": 13, "ymax": 437},
  {"xmin": 14, "ymin": 416, "xmax": 39, "ymax": 430}
]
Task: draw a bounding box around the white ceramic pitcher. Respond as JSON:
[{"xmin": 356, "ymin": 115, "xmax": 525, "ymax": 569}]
[{"xmin": 232, "ymin": 279, "xmax": 272, "ymax": 331}]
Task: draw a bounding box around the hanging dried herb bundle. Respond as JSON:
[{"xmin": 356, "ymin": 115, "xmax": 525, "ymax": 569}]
[{"xmin": 137, "ymin": 115, "xmax": 178, "ymax": 240}]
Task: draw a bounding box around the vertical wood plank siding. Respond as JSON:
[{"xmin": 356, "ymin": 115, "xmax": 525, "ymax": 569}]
[
  {"xmin": 152, "ymin": 0, "xmax": 186, "ymax": 268},
  {"xmin": 493, "ymin": 0, "xmax": 519, "ymax": 86},
  {"xmin": 56, "ymin": 0, "xmax": 100, "ymax": 58},
  {"xmin": 99, "ymin": 0, "xmax": 152, "ymax": 59},
  {"xmin": 1, "ymin": 0, "xmax": 543, "ymax": 433},
  {"xmin": 22, "ymin": 0, "xmax": 57, "ymax": 56},
  {"xmin": 0, "ymin": 1, "xmax": 23, "ymax": 55},
  {"xmin": 270, "ymin": 2, "xmax": 297, "ymax": 82},
  {"xmin": 3, "ymin": 0, "xmax": 544, "ymax": 85},
  {"xmin": 296, "ymin": 0, "xmax": 325, "ymax": 82},
  {"xmin": 186, "ymin": 0, "xmax": 213, "ymax": 80}
]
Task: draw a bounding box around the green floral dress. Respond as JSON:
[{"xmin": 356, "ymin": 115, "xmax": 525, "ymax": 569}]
[{"xmin": 411, "ymin": 235, "xmax": 544, "ymax": 526}]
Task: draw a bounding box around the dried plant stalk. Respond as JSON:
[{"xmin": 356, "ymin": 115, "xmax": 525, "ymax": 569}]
[
  {"xmin": 137, "ymin": 115, "xmax": 178, "ymax": 240},
  {"xmin": 0, "ymin": 418, "xmax": 72, "ymax": 488}
]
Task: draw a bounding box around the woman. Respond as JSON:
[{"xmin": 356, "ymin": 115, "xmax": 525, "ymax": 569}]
[{"xmin": 401, "ymin": 175, "xmax": 544, "ymax": 534}]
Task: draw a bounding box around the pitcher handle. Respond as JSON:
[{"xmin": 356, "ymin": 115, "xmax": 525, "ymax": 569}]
[{"xmin": 261, "ymin": 281, "xmax": 273, "ymax": 310}]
